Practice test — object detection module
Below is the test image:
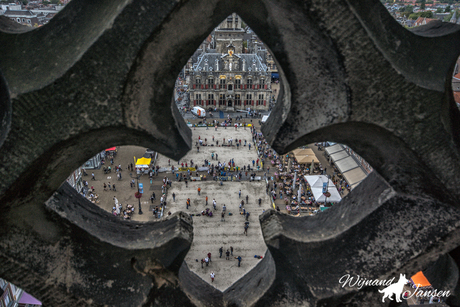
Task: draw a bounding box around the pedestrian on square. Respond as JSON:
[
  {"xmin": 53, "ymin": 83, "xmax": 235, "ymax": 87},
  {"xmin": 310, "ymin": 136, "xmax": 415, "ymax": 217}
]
[
  {"xmin": 222, "ymin": 204, "xmax": 226, "ymax": 212},
  {"xmin": 259, "ymin": 198, "xmax": 262, "ymax": 206},
  {"xmin": 201, "ymin": 258, "xmax": 204, "ymax": 268},
  {"xmin": 91, "ymin": 173, "xmax": 95, "ymax": 180},
  {"xmin": 103, "ymin": 183, "xmax": 107, "ymax": 191},
  {"xmin": 219, "ymin": 247, "xmax": 223, "ymax": 258},
  {"xmin": 226, "ymin": 249, "xmax": 230, "ymax": 260},
  {"xmin": 207, "ymin": 252, "xmax": 212, "ymax": 263},
  {"xmin": 173, "ymin": 192, "xmax": 176, "ymax": 202},
  {"xmin": 230, "ymin": 246, "xmax": 233, "ymax": 256},
  {"xmin": 112, "ymin": 184, "xmax": 116, "ymax": 191},
  {"xmin": 246, "ymin": 195, "xmax": 249, "ymax": 204},
  {"xmin": 168, "ymin": 159, "xmax": 170, "ymax": 166},
  {"xmin": 244, "ymin": 224, "xmax": 248, "ymax": 235},
  {"xmin": 243, "ymin": 207, "xmax": 246, "ymax": 215},
  {"xmin": 198, "ymin": 187, "xmax": 201, "ymax": 195},
  {"xmin": 210, "ymin": 272, "xmax": 215, "ymax": 283},
  {"xmin": 221, "ymin": 211, "xmax": 225, "ymax": 222},
  {"xmin": 246, "ymin": 212, "xmax": 250, "ymax": 221},
  {"xmin": 206, "ymin": 196, "xmax": 208, "ymax": 206},
  {"xmin": 108, "ymin": 182, "xmax": 111, "ymax": 190},
  {"xmin": 236, "ymin": 256, "xmax": 242, "ymax": 267},
  {"xmin": 205, "ymin": 257, "xmax": 209, "ymax": 267},
  {"xmin": 186, "ymin": 198, "xmax": 190, "ymax": 209},
  {"xmin": 213, "ymin": 199, "xmax": 217, "ymax": 210}
]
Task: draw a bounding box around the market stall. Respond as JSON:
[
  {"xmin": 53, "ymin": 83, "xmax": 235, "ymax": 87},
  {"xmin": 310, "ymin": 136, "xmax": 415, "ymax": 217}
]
[
  {"xmin": 342, "ymin": 167, "xmax": 367, "ymax": 189},
  {"xmin": 334, "ymin": 156, "xmax": 360, "ymax": 173},
  {"xmin": 135, "ymin": 157, "xmax": 151, "ymax": 174},
  {"xmin": 304, "ymin": 175, "xmax": 342, "ymax": 203},
  {"xmin": 325, "ymin": 144, "xmax": 344, "ymax": 155}
]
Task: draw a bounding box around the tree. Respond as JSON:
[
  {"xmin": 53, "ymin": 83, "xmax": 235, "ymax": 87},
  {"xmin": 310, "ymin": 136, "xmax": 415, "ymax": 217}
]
[
  {"xmin": 420, "ymin": 0, "xmax": 425, "ymax": 10},
  {"xmin": 436, "ymin": 7, "xmax": 443, "ymax": 13},
  {"xmin": 423, "ymin": 11, "xmax": 433, "ymax": 17},
  {"xmin": 22, "ymin": 0, "xmax": 28, "ymax": 4},
  {"xmin": 405, "ymin": 5, "xmax": 414, "ymax": 13},
  {"xmin": 445, "ymin": 5, "xmax": 452, "ymax": 12},
  {"xmin": 444, "ymin": 11, "xmax": 454, "ymax": 21}
]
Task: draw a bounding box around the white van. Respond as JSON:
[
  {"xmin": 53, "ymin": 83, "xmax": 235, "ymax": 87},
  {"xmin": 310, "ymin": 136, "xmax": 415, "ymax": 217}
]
[{"xmin": 191, "ymin": 106, "xmax": 206, "ymax": 118}]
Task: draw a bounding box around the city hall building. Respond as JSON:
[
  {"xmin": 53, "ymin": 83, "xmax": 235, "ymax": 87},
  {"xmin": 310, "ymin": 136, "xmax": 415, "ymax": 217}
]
[{"xmin": 189, "ymin": 13, "xmax": 272, "ymax": 112}]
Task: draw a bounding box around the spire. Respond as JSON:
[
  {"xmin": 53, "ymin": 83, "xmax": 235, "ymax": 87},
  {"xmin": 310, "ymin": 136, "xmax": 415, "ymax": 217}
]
[{"xmin": 450, "ymin": 10, "xmax": 457, "ymax": 23}]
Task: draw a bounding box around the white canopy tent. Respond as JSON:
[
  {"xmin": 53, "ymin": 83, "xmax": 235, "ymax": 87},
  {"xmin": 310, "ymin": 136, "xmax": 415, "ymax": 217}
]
[
  {"xmin": 330, "ymin": 150, "xmax": 349, "ymax": 162},
  {"xmin": 325, "ymin": 144, "xmax": 344, "ymax": 155},
  {"xmin": 304, "ymin": 175, "xmax": 342, "ymax": 203},
  {"xmin": 334, "ymin": 156, "xmax": 360, "ymax": 173},
  {"xmin": 342, "ymin": 167, "xmax": 367, "ymax": 187}
]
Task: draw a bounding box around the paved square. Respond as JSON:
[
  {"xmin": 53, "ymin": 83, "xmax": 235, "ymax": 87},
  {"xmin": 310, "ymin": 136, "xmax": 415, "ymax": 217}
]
[
  {"xmin": 167, "ymin": 181, "xmax": 271, "ymax": 291},
  {"xmin": 156, "ymin": 126, "xmax": 258, "ymax": 169}
]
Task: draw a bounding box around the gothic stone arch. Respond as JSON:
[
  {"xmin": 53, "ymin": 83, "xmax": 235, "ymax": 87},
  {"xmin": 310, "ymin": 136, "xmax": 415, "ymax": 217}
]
[{"xmin": 1, "ymin": 0, "xmax": 460, "ymax": 306}]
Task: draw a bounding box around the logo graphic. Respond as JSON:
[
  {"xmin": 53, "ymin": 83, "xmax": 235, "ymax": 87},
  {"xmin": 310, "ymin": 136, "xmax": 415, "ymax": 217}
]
[
  {"xmin": 378, "ymin": 274, "xmax": 408, "ymax": 303},
  {"xmin": 338, "ymin": 273, "xmax": 451, "ymax": 303}
]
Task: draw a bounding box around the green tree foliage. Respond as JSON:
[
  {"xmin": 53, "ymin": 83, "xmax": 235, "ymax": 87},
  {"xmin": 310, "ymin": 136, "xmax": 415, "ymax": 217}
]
[
  {"xmin": 405, "ymin": 5, "xmax": 414, "ymax": 13},
  {"xmin": 409, "ymin": 11, "xmax": 433, "ymax": 20},
  {"xmin": 445, "ymin": 5, "xmax": 452, "ymax": 12},
  {"xmin": 436, "ymin": 7, "xmax": 443, "ymax": 13},
  {"xmin": 420, "ymin": 0, "xmax": 426, "ymax": 10},
  {"xmin": 444, "ymin": 11, "xmax": 454, "ymax": 21}
]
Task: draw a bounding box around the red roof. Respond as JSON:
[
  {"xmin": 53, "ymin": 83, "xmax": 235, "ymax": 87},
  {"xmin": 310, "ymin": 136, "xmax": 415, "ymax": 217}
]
[
  {"xmin": 453, "ymin": 73, "xmax": 460, "ymax": 80},
  {"xmin": 105, "ymin": 147, "xmax": 116, "ymax": 151}
]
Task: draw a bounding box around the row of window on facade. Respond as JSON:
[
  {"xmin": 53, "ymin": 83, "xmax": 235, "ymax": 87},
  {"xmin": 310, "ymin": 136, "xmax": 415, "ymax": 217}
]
[
  {"xmin": 193, "ymin": 78, "xmax": 268, "ymax": 89},
  {"xmin": 192, "ymin": 93, "xmax": 266, "ymax": 106},
  {"xmin": 14, "ymin": 17, "xmax": 32, "ymax": 24}
]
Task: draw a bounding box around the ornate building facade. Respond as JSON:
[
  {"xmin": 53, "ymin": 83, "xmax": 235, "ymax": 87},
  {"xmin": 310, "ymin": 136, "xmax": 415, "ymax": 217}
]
[{"xmin": 189, "ymin": 13, "xmax": 271, "ymax": 111}]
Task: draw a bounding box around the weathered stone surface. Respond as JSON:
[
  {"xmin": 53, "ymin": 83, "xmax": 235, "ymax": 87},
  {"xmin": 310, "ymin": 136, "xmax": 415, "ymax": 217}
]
[{"xmin": 1, "ymin": 0, "xmax": 460, "ymax": 305}]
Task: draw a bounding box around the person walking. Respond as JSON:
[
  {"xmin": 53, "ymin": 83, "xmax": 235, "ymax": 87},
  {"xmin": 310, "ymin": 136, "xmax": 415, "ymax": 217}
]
[
  {"xmin": 207, "ymin": 252, "xmax": 212, "ymax": 263},
  {"xmin": 230, "ymin": 246, "xmax": 233, "ymax": 256},
  {"xmin": 172, "ymin": 192, "xmax": 176, "ymax": 202},
  {"xmin": 198, "ymin": 187, "xmax": 201, "ymax": 195},
  {"xmin": 244, "ymin": 223, "xmax": 248, "ymax": 235},
  {"xmin": 258, "ymin": 198, "xmax": 262, "ymax": 206},
  {"xmin": 246, "ymin": 195, "xmax": 249, "ymax": 204},
  {"xmin": 186, "ymin": 198, "xmax": 190, "ymax": 209},
  {"xmin": 213, "ymin": 199, "xmax": 217, "ymax": 210},
  {"xmin": 219, "ymin": 247, "xmax": 223, "ymax": 258},
  {"xmin": 221, "ymin": 211, "xmax": 225, "ymax": 222},
  {"xmin": 239, "ymin": 190, "xmax": 241, "ymax": 198},
  {"xmin": 226, "ymin": 249, "xmax": 230, "ymax": 260},
  {"xmin": 246, "ymin": 211, "xmax": 250, "ymax": 221},
  {"xmin": 91, "ymin": 172, "xmax": 95, "ymax": 180},
  {"xmin": 210, "ymin": 272, "xmax": 215, "ymax": 283},
  {"xmin": 205, "ymin": 257, "xmax": 209, "ymax": 267},
  {"xmin": 206, "ymin": 196, "xmax": 208, "ymax": 206},
  {"xmin": 222, "ymin": 204, "xmax": 226, "ymax": 213},
  {"xmin": 201, "ymin": 258, "xmax": 205, "ymax": 268},
  {"xmin": 236, "ymin": 256, "xmax": 242, "ymax": 267}
]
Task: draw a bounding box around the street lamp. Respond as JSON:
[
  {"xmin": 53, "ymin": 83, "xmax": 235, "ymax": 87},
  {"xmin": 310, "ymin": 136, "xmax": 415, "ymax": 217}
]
[{"xmin": 130, "ymin": 172, "xmax": 143, "ymax": 215}]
